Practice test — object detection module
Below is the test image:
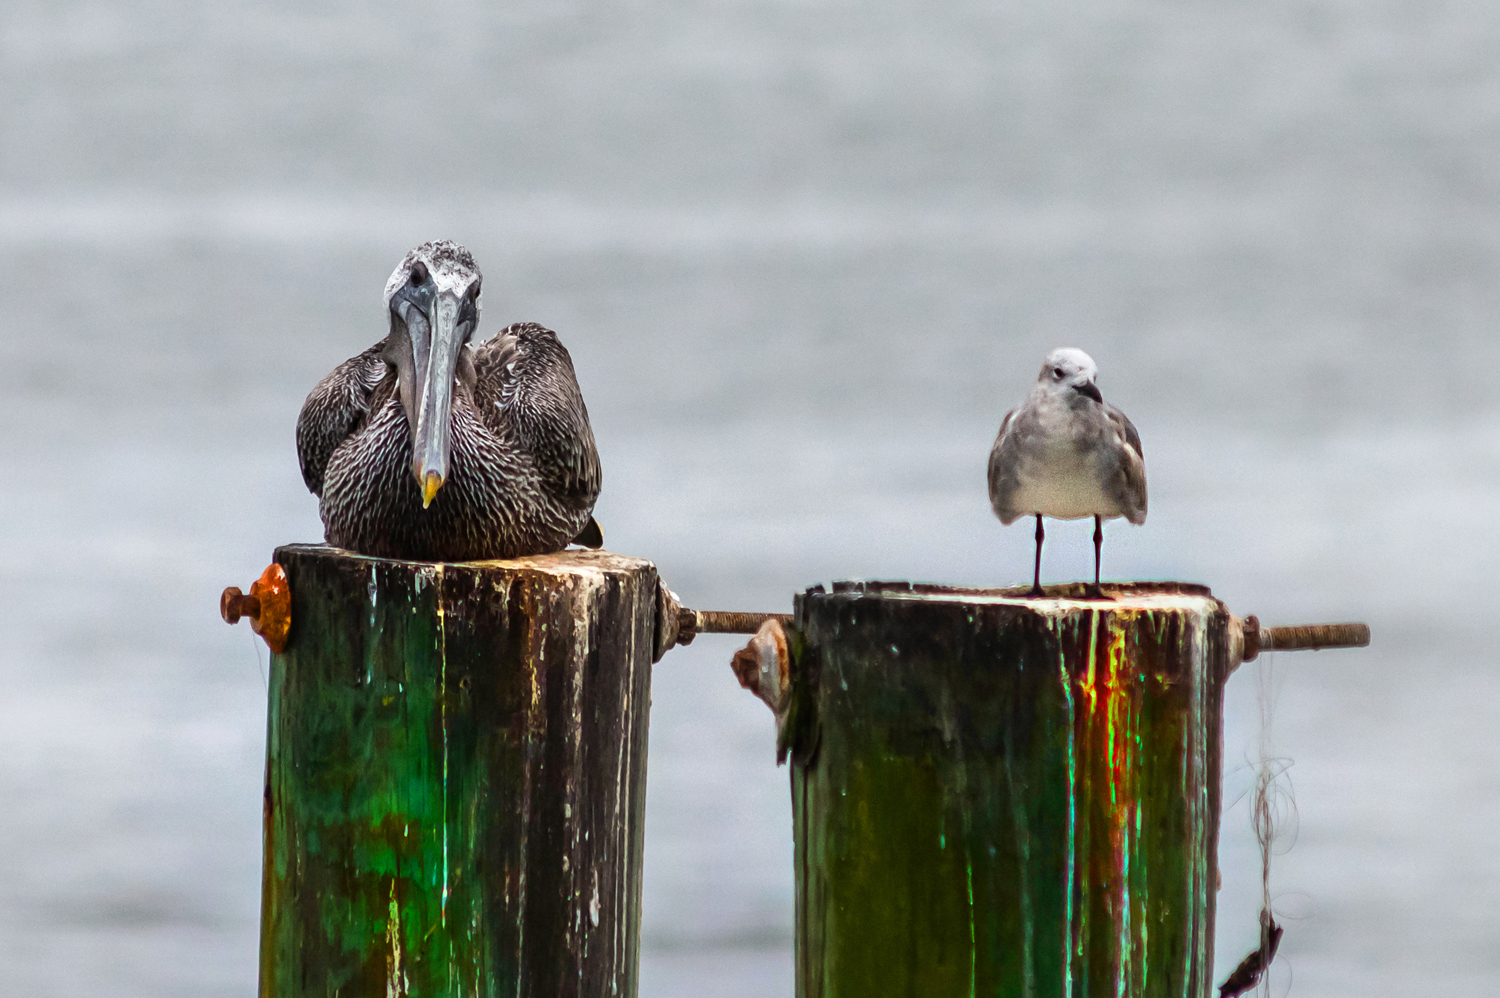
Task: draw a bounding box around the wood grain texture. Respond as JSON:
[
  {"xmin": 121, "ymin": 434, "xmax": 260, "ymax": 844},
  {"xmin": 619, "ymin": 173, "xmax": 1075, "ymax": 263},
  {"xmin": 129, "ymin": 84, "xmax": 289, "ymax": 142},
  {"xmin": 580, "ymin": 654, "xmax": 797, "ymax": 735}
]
[
  {"xmin": 259, "ymin": 545, "xmax": 653, "ymax": 998},
  {"xmin": 788, "ymin": 581, "xmax": 1229, "ymax": 998}
]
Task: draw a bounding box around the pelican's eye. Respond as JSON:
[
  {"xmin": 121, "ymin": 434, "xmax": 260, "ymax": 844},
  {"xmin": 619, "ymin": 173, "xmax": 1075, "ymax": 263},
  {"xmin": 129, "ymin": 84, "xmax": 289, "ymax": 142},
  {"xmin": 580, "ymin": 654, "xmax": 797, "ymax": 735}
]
[
  {"xmin": 469, "ymin": 281, "xmax": 481, "ymax": 300},
  {"xmin": 409, "ymin": 261, "xmax": 429, "ymax": 287}
]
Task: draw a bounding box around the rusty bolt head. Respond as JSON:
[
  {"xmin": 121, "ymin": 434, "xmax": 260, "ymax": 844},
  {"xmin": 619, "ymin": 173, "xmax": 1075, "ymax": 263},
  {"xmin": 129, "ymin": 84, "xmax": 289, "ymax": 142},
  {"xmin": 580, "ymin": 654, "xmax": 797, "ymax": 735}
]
[{"xmin": 220, "ymin": 587, "xmax": 259, "ymax": 625}]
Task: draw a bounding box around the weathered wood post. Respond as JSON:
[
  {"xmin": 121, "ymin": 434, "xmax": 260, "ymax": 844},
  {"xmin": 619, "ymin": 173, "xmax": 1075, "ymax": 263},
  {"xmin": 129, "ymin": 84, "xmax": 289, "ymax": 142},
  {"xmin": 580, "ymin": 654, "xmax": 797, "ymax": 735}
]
[
  {"xmin": 739, "ymin": 580, "xmax": 1286, "ymax": 998},
  {"xmin": 236, "ymin": 544, "xmax": 660, "ymax": 998}
]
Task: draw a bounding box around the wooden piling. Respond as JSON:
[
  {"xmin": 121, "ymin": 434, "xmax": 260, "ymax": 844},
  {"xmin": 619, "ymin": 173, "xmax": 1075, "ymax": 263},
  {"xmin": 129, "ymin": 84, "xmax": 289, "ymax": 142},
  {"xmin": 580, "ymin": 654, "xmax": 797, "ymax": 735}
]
[
  {"xmin": 784, "ymin": 581, "xmax": 1231, "ymax": 998},
  {"xmin": 257, "ymin": 544, "xmax": 656, "ymax": 998}
]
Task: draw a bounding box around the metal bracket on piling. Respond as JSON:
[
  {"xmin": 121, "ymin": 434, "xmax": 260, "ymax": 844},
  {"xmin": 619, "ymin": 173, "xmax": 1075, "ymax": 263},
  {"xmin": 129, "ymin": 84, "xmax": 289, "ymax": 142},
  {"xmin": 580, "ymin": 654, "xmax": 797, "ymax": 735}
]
[
  {"xmin": 221, "ymin": 563, "xmax": 292, "ymax": 654},
  {"xmin": 730, "ymin": 619, "xmax": 792, "ymax": 717}
]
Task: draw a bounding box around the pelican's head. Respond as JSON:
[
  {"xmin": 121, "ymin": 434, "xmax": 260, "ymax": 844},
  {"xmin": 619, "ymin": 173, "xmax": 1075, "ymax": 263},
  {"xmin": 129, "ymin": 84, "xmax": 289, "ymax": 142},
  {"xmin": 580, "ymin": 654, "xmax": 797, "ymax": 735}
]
[
  {"xmin": 1037, "ymin": 347, "xmax": 1102, "ymax": 403},
  {"xmin": 382, "ymin": 240, "xmax": 483, "ymax": 508}
]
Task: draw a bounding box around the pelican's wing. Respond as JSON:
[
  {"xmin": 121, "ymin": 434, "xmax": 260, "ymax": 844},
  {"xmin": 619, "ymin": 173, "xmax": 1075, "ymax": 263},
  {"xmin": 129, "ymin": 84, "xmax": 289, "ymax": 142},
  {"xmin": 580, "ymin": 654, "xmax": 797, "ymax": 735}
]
[
  {"xmin": 296, "ymin": 342, "xmax": 387, "ymax": 496},
  {"xmin": 1103, "ymin": 402, "xmax": 1147, "ymax": 523},
  {"xmin": 469, "ymin": 325, "xmax": 520, "ymax": 440},
  {"xmin": 473, "ymin": 323, "xmax": 602, "ymax": 509},
  {"xmin": 471, "ymin": 326, "xmax": 521, "ymax": 387}
]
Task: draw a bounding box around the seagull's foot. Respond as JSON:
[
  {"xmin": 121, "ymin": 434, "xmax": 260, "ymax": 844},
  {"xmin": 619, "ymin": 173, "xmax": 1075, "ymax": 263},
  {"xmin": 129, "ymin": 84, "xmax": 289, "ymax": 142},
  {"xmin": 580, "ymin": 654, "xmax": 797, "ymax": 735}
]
[
  {"xmin": 1027, "ymin": 584, "xmax": 1046, "ymax": 598},
  {"xmin": 1081, "ymin": 584, "xmax": 1114, "ymax": 601}
]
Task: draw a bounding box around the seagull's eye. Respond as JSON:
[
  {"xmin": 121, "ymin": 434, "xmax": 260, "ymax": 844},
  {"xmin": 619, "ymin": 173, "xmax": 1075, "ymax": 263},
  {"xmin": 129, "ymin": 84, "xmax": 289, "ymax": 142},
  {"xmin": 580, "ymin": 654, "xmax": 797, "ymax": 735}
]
[
  {"xmin": 1052, "ymin": 367, "xmax": 1064, "ymax": 379},
  {"xmin": 408, "ymin": 262, "xmax": 429, "ymax": 287}
]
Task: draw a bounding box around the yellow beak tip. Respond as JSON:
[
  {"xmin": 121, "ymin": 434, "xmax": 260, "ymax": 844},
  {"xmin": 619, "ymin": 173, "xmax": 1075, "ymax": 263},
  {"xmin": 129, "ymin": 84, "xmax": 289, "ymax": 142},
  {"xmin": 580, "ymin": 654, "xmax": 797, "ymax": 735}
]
[{"xmin": 421, "ymin": 472, "xmax": 443, "ymax": 509}]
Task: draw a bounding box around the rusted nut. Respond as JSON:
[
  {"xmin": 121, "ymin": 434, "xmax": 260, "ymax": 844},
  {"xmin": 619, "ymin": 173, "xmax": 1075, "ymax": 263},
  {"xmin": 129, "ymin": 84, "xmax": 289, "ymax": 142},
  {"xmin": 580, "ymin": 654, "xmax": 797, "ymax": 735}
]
[
  {"xmin": 220, "ymin": 563, "xmax": 292, "ymax": 654},
  {"xmin": 731, "ymin": 618, "xmax": 791, "ymax": 719},
  {"xmin": 675, "ymin": 606, "xmax": 698, "ymax": 646},
  {"xmin": 1241, "ymin": 614, "xmax": 1261, "ymax": 663}
]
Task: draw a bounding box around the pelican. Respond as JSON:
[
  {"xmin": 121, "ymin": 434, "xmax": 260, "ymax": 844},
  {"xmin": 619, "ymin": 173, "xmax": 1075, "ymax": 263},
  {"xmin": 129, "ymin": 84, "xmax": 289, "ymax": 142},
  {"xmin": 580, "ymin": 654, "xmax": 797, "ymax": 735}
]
[
  {"xmin": 988, "ymin": 348, "xmax": 1146, "ymax": 596},
  {"xmin": 296, "ymin": 241, "xmax": 602, "ymax": 561}
]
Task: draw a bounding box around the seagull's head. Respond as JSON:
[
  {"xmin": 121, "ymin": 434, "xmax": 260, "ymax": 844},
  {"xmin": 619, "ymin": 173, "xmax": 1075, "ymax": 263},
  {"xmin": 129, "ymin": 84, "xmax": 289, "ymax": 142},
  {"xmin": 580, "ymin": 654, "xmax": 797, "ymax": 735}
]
[{"xmin": 1037, "ymin": 347, "xmax": 1102, "ymax": 404}]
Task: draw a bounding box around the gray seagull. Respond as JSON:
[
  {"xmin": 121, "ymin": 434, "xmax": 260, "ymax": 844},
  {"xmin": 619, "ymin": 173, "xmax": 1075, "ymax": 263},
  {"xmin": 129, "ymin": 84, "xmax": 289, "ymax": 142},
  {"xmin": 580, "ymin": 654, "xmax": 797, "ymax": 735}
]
[{"xmin": 987, "ymin": 347, "xmax": 1146, "ymax": 597}]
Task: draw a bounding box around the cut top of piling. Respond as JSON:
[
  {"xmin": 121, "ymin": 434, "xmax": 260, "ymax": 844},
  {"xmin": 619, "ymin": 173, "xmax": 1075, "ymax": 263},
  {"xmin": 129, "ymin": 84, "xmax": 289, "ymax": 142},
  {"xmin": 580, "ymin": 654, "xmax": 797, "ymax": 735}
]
[
  {"xmin": 807, "ymin": 579, "xmax": 1222, "ymax": 615},
  {"xmin": 236, "ymin": 544, "xmax": 682, "ymax": 661},
  {"xmin": 276, "ymin": 542, "xmax": 656, "ymax": 576}
]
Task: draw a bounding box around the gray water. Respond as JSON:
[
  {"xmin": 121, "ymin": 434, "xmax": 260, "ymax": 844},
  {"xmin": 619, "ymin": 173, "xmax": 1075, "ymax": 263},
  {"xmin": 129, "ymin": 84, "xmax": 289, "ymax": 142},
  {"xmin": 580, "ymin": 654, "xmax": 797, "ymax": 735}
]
[{"xmin": 3, "ymin": 1, "xmax": 1499, "ymax": 994}]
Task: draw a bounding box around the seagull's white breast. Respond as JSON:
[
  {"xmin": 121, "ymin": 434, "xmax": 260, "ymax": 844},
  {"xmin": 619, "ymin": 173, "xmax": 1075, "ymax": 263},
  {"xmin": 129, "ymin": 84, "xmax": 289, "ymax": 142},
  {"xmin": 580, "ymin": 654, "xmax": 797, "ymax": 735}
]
[{"xmin": 1008, "ymin": 443, "xmax": 1125, "ymax": 520}]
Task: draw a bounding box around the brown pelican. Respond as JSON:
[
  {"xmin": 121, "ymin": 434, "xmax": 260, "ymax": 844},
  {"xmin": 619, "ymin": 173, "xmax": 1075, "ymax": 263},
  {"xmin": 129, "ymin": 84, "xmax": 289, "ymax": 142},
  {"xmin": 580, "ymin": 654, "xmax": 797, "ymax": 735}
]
[
  {"xmin": 296, "ymin": 241, "xmax": 602, "ymax": 561},
  {"xmin": 988, "ymin": 348, "xmax": 1146, "ymax": 596}
]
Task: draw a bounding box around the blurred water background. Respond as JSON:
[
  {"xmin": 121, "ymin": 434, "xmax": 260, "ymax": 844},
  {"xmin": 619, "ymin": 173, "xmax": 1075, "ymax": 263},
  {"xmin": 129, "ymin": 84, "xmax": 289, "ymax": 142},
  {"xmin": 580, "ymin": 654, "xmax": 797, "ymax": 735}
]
[{"xmin": 3, "ymin": 0, "xmax": 1499, "ymax": 994}]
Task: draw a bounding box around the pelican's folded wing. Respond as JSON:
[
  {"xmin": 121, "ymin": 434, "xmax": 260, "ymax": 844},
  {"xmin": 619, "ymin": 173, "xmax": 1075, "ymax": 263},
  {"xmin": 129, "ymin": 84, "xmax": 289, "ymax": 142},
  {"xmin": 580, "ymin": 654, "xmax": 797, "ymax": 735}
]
[
  {"xmin": 296, "ymin": 342, "xmax": 387, "ymax": 496},
  {"xmin": 471, "ymin": 326, "xmax": 520, "ymax": 384},
  {"xmin": 474, "ymin": 323, "xmax": 602, "ymax": 510}
]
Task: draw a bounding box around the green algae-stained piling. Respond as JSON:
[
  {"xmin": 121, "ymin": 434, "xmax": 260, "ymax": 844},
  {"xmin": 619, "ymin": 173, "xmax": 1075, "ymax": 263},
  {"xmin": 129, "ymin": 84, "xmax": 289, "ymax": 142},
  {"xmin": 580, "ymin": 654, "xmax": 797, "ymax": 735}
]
[
  {"xmin": 787, "ymin": 581, "xmax": 1230, "ymax": 998},
  {"xmin": 259, "ymin": 544, "xmax": 654, "ymax": 998}
]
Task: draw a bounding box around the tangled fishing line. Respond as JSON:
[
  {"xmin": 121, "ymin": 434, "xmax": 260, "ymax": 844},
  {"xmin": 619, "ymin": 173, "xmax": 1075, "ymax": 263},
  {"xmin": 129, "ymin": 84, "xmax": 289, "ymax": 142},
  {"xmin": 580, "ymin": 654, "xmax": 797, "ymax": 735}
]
[{"xmin": 1219, "ymin": 652, "xmax": 1296, "ymax": 997}]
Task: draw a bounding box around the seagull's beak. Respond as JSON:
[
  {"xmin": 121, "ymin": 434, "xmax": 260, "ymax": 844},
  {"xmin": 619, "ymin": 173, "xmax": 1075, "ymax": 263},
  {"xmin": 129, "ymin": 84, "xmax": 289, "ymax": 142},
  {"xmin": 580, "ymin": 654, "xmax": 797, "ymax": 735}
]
[
  {"xmin": 1073, "ymin": 380, "xmax": 1103, "ymax": 404},
  {"xmin": 411, "ymin": 290, "xmax": 465, "ymax": 508}
]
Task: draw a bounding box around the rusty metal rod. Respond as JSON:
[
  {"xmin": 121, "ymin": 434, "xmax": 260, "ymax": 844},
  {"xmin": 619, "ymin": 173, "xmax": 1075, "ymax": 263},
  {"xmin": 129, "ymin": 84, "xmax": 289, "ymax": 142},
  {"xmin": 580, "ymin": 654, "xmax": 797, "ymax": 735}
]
[
  {"xmin": 696, "ymin": 612, "xmax": 1378, "ymax": 651},
  {"xmin": 671, "ymin": 607, "xmax": 792, "ymax": 645},
  {"xmin": 1262, "ymin": 621, "xmax": 1370, "ymax": 651},
  {"xmin": 1242, "ymin": 615, "xmax": 1370, "ymax": 661},
  {"xmin": 694, "ymin": 610, "xmax": 793, "ymax": 634}
]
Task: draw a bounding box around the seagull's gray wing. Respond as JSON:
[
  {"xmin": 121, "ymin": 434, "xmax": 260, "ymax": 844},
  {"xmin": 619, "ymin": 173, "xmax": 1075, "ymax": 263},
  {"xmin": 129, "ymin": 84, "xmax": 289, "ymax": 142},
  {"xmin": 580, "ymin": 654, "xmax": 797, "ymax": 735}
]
[
  {"xmin": 1106, "ymin": 402, "xmax": 1143, "ymax": 460},
  {"xmin": 296, "ymin": 341, "xmax": 388, "ymax": 496},
  {"xmin": 987, "ymin": 408, "xmax": 1028, "ymax": 524},
  {"xmin": 1103, "ymin": 402, "xmax": 1148, "ymax": 524}
]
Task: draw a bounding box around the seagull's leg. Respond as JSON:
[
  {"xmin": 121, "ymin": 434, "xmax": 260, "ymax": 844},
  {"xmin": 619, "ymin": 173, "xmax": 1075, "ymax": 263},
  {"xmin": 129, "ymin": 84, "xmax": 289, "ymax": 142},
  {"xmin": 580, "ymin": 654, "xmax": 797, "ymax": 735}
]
[
  {"xmin": 1029, "ymin": 514, "xmax": 1045, "ymax": 598},
  {"xmin": 1094, "ymin": 515, "xmax": 1103, "ymax": 587},
  {"xmin": 1085, "ymin": 515, "xmax": 1112, "ymax": 600}
]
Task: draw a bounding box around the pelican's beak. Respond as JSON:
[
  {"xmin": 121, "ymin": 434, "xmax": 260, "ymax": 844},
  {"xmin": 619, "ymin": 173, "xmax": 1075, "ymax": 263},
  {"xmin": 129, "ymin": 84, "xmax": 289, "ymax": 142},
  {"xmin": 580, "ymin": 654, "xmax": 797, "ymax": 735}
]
[{"xmin": 412, "ymin": 290, "xmax": 465, "ymax": 508}]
